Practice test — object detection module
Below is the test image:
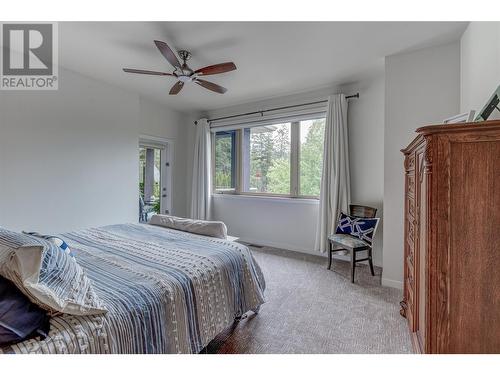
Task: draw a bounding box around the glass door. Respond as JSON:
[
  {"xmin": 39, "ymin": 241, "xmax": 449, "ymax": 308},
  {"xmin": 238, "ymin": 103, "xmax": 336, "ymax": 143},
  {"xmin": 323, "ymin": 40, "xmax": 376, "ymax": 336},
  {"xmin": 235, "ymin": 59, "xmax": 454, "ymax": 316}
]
[{"xmin": 139, "ymin": 141, "xmax": 170, "ymax": 222}]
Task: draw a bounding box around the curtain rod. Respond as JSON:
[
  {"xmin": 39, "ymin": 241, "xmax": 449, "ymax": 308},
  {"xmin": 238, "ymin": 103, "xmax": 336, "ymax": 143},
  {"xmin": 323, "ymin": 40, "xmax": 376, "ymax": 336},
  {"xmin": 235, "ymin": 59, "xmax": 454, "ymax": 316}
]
[{"xmin": 194, "ymin": 93, "xmax": 359, "ymax": 125}]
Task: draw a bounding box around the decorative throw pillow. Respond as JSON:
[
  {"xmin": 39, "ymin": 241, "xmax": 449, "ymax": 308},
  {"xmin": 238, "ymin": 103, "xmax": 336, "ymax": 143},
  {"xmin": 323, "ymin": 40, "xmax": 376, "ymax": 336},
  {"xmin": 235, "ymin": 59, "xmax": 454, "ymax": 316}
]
[
  {"xmin": 0, "ymin": 227, "xmax": 107, "ymax": 316},
  {"xmin": 0, "ymin": 275, "xmax": 50, "ymax": 346},
  {"xmin": 23, "ymin": 232, "xmax": 73, "ymax": 257},
  {"xmin": 149, "ymin": 214, "xmax": 228, "ymax": 239},
  {"xmin": 335, "ymin": 211, "xmax": 379, "ymax": 245}
]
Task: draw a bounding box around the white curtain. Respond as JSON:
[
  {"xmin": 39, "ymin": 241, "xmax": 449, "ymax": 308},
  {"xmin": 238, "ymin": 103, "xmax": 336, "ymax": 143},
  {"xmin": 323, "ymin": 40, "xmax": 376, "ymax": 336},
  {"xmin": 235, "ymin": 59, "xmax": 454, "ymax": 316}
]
[
  {"xmin": 315, "ymin": 94, "xmax": 351, "ymax": 252},
  {"xmin": 190, "ymin": 118, "xmax": 212, "ymax": 220}
]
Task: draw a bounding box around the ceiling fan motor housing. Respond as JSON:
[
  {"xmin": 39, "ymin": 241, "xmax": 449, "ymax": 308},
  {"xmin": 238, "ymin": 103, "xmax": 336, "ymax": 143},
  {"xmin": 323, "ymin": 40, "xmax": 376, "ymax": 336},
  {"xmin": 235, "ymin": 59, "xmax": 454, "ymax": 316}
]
[{"xmin": 176, "ymin": 50, "xmax": 194, "ymax": 77}]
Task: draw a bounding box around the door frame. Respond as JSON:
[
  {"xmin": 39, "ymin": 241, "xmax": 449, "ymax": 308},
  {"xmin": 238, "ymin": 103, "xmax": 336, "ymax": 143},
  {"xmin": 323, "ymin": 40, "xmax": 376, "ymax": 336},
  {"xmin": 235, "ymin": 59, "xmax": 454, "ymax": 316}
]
[{"xmin": 139, "ymin": 135, "xmax": 174, "ymax": 216}]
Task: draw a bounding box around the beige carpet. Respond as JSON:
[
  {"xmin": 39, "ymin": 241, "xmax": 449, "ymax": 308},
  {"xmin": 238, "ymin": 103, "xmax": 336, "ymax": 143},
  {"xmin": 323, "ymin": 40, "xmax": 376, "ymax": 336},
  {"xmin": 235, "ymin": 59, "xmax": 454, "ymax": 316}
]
[{"xmin": 205, "ymin": 246, "xmax": 413, "ymax": 354}]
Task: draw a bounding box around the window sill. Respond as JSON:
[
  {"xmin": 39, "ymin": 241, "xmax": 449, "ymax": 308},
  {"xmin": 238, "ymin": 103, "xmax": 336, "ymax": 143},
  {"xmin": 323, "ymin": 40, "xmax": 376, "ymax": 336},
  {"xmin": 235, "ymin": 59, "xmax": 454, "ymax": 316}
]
[{"xmin": 211, "ymin": 193, "xmax": 320, "ymax": 205}]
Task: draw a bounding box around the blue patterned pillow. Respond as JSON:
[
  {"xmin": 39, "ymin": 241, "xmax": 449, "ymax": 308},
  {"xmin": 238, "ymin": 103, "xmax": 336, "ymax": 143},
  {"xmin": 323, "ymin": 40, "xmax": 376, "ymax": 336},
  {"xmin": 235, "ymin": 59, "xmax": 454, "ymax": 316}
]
[
  {"xmin": 336, "ymin": 211, "xmax": 379, "ymax": 245},
  {"xmin": 23, "ymin": 232, "xmax": 73, "ymax": 257}
]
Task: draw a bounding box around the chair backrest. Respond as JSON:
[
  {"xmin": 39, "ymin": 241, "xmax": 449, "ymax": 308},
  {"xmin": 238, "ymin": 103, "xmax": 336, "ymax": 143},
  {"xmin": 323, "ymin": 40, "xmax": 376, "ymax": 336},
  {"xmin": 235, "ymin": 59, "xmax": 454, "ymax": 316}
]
[{"xmin": 349, "ymin": 204, "xmax": 377, "ymax": 218}]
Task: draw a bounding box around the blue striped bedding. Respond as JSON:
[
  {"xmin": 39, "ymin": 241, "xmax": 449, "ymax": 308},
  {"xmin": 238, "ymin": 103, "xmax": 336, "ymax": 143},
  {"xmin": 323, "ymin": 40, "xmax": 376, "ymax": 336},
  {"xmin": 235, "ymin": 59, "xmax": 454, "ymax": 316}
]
[{"xmin": 0, "ymin": 223, "xmax": 265, "ymax": 354}]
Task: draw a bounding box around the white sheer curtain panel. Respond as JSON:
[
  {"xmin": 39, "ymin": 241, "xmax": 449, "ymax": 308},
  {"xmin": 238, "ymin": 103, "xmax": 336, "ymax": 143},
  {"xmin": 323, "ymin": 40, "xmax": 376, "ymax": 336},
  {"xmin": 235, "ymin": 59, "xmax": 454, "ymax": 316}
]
[
  {"xmin": 190, "ymin": 118, "xmax": 212, "ymax": 220},
  {"xmin": 315, "ymin": 94, "xmax": 351, "ymax": 252}
]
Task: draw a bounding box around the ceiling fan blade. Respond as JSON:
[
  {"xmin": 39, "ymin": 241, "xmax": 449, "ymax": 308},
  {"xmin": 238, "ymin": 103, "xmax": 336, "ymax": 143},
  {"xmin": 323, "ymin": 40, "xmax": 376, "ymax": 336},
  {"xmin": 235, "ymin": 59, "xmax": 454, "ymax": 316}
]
[
  {"xmin": 195, "ymin": 79, "xmax": 227, "ymax": 94},
  {"xmin": 169, "ymin": 81, "xmax": 184, "ymax": 95},
  {"xmin": 195, "ymin": 62, "xmax": 236, "ymax": 76},
  {"xmin": 123, "ymin": 68, "xmax": 173, "ymax": 76},
  {"xmin": 154, "ymin": 40, "xmax": 182, "ymax": 69}
]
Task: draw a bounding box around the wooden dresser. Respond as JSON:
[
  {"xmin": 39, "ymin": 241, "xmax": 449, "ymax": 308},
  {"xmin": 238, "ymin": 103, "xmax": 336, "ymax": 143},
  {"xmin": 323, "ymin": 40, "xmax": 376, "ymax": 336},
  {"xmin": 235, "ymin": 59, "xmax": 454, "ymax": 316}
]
[{"xmin": 400, "ymin": 120, "xmax": 500, "ymax": 354}]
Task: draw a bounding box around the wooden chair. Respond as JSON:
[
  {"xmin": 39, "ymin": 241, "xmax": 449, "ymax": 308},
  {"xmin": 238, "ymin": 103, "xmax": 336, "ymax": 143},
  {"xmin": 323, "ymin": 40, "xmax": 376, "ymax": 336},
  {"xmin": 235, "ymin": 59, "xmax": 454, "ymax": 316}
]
[
  {"xmin": 327, "ymin": 205, "xmax": 378, "ymax": 283},
  {"xmin": 349, "ymin": 204, "xmax": 377, "ymax": 219},
  {"xmin": 139, "ymin": 195, "xmax": 156, "ymax": 223}
]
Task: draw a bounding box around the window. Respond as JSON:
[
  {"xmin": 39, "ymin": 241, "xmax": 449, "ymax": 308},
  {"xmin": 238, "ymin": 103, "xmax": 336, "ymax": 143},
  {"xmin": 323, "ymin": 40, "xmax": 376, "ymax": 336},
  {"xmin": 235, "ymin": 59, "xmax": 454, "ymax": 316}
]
[
  {"xmin": 214, "ymin": 130, "xmax": 237, "ymax": 192},
  {"xmin": 299, "ymin": 118, "xmax": 325, "ymax": 196},
  {"xmin": 242, "ymin": 123, "xmax": 291, "ymax": 194},
  {"xmin": 212, "ymin": 116, "xmax": 325, "ymax": 198}
]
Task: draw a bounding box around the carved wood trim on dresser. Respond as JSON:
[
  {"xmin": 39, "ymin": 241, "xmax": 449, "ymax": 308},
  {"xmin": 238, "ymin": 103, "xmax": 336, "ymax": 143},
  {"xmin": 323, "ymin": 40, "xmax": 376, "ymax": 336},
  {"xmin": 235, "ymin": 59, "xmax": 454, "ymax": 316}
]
[{"xmin": 400, "ymin": 120, "xmax": 500, "ymax": 354}]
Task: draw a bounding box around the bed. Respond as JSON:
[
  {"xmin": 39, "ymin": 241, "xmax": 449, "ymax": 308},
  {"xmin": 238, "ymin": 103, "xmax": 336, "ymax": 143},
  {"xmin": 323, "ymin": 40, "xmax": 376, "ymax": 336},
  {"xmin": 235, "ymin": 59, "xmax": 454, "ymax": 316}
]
[{"xmin": 0, "ymin": 223, "xmax": 265, "ymax": 354}]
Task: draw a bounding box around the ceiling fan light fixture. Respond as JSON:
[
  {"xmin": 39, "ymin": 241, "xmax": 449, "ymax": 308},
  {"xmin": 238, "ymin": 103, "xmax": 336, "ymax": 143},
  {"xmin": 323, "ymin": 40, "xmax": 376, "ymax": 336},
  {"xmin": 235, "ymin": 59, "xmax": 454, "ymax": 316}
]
[{"xmin": 178, "ymin": 75, "xmax": 192, "ymax": 83}]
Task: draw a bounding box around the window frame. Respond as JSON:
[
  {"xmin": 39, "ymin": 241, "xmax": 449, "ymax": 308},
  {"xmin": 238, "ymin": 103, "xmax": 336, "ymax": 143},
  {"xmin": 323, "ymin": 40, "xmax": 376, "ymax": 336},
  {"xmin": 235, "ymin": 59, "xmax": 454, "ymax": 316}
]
[
  {"xmin": 211, "ymin": 115, "xmax": 325, "ymax": 199},
  {"xmin": 212, "ymin": 129, "xmax": 239, "ymax": 193}
]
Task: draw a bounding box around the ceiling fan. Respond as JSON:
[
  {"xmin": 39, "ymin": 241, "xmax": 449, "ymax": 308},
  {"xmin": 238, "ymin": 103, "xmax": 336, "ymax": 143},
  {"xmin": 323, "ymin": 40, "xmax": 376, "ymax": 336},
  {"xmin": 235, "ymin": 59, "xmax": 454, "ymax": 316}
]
[{"xmin": 123, "ymin": 40, "xmax": 236, "ymax": 95}]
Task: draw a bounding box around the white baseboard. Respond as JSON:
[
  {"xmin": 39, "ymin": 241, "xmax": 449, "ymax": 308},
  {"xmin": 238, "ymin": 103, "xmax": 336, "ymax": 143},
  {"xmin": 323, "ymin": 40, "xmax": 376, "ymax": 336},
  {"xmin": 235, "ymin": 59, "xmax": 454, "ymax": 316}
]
[
  {"xmin": 241, "ymin": 236, "xmax": 401, "ymax": 289},
  {"xmin": 381, "ymin": 277, "xmax": 403, "ymax": 290},
  {"xmin": 237, "ymin": 236, "xmax": 383, "ymax": 267},
  {"xmin": 237, "ymin": 236, "xmax": 327, "ymax": 258}
]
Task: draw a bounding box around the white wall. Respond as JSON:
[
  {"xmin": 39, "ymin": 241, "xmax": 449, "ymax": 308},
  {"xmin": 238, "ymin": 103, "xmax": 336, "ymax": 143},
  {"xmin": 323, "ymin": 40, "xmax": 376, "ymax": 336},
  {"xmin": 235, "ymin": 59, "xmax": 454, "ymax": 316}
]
[
  {"xmin": 460, "ymin": 22, "xmax": 500, "ymax": 119},
  {"xmin": 0, "ymin": 67, "xmax": 191, "ymax": 233},
  {"xmin": 383, "ymin": 42, "xmax": 460, "ymax": 288},
  {"xmin": 206, "ymin": 75, "xmax": 386, "ymax": 264},
  {"xmin": 343, "ymin": 75, "xmax": 385, "ymax": 266},
  {"xmin": 212, "ymin": 194, "xmax": 320, "ymax": 254}
]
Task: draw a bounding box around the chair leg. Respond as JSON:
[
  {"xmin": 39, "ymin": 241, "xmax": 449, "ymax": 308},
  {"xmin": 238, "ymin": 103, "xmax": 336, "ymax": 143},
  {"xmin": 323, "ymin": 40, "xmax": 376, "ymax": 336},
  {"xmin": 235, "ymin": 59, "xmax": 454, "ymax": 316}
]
[
  {"xmin": 368, "ymin": 247, "xmax": 375, "ymax": 276},
  {"xmin": 327, "ymin": 242, "xmax": 333, "ymax": 270},
  {"xmin": 350, "ymin": 249, "xmax": 356, "ymax": 283}
]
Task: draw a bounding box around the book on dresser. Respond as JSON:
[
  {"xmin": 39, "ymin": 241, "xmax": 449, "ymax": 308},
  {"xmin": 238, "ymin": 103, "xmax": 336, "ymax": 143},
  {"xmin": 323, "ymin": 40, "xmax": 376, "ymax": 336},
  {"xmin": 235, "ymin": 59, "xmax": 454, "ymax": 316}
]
[{"xmin": 400, "ymin": 120, "xmax": 500, "ymax": 354}]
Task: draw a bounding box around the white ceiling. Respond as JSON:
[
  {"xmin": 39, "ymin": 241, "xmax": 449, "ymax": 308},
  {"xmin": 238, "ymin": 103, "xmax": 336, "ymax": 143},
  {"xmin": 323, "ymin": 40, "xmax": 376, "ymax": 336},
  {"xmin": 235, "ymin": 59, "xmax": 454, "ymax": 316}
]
[{"xmin": 59, "ymin": 22, "xmax": 468, "ymax": 113}]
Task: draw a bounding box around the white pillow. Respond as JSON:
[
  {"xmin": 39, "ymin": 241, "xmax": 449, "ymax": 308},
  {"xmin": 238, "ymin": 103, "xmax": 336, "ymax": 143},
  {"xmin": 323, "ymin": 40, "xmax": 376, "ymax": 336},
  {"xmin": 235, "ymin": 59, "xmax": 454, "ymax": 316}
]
[
  {"xmin": 0, "ymin": 227, "xmax": 106, "ymax": 316},
  {"xmin": 149, "ymin": 214, "xmax": 228, "ymax": 239}
]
